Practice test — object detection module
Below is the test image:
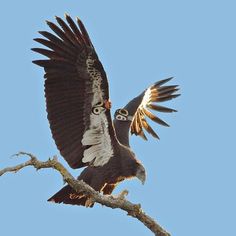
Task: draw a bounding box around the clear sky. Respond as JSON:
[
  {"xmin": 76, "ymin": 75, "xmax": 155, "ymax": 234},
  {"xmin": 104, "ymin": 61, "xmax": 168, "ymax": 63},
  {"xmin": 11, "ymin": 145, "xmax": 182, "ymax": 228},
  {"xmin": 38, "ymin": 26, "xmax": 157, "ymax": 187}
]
[{"xmin": 1, "ymin": 0, "xmax": 235, "ymax": 235}]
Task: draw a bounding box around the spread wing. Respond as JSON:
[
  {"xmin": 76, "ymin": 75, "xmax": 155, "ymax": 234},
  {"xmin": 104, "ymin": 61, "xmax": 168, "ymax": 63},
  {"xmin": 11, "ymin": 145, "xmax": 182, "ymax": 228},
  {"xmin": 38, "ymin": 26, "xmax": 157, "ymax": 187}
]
[
  {"xmin": 32, "ymin": 15, "xmax": 118, "ymax": 169},
  {"xmin": 113, "ymin": 78, "xmax": 180, "ymax": 146}
]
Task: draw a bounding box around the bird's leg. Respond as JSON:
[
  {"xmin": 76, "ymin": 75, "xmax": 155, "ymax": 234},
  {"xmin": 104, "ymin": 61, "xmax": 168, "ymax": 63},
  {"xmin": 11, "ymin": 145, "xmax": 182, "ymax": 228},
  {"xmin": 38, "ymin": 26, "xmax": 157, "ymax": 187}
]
[{"xmin": 104, "ymin": 99, "xmax": 112, "ymax": 110}]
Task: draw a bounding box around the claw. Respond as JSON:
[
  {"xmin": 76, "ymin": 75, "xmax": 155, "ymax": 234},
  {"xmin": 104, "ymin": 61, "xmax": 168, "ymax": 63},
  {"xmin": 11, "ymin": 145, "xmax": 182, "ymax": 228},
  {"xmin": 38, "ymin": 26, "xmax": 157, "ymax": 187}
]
[
  {"xmin": 85, "ymin": 197, "xmax": 94, "ymax": 207},
  {"xmin": 69, "ymin": 193, "xmax": 80, "ymax": 199}
]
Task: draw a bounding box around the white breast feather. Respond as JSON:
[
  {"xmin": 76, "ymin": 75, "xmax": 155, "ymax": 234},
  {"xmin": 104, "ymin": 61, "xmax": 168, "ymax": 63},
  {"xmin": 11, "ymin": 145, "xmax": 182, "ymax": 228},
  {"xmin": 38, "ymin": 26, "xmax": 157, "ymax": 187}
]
[{"xmin": 81, "ymin": 55, "xmax": 113, "ymax": 167}]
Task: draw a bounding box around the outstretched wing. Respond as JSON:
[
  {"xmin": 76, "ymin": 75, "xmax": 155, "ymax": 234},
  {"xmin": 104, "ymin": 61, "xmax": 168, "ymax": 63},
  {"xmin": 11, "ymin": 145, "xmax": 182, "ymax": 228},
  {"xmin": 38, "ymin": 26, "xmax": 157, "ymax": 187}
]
[
  {"xmin": 32, "ymin": 15, "xmax": 118, "ymax": 169},
  {"xmin": 113, "ymin": 78, "xmax": 180, "ymax": 146}
]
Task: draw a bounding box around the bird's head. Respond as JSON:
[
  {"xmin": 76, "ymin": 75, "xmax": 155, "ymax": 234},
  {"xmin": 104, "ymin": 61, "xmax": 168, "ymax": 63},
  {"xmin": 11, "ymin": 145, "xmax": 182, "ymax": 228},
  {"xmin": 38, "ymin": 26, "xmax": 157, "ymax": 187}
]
[
  {"xmin": 136, "ymin": 164, "xmax": 146, "ymax": 185},
  {"xmin": 114, "ymin": 108, "xmax": 129, "ymax": 121}
]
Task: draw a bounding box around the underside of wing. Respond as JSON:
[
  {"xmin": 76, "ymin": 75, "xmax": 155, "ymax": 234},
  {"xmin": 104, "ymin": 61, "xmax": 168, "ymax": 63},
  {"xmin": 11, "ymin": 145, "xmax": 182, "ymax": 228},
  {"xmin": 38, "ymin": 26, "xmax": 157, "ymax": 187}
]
[
  {"xmin": 113, "ymin": 77, "xmax": 180, "ymax": 146},
  {"xmin": 32, "ymin": 15, "xmax": 117, "ymax": 169},
  {"xmin": 130, "ymin": 77, "xmax": 180, "ymax": 140}
]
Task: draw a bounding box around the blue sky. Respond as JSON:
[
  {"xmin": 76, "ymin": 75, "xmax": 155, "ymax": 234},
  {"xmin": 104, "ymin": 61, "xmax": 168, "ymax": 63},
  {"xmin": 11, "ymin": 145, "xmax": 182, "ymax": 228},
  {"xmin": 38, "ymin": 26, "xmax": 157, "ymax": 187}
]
[{"xmin": 1, "ymin": 0, "xmax": 235, "ymax": 235}]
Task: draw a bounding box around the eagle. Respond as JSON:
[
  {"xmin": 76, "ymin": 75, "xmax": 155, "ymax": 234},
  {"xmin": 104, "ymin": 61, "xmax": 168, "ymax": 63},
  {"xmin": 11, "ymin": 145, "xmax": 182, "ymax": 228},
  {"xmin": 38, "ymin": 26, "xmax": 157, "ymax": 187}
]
[{"xmin": 32, "ymin": 14, "xmax": 180, "ymax": 207}]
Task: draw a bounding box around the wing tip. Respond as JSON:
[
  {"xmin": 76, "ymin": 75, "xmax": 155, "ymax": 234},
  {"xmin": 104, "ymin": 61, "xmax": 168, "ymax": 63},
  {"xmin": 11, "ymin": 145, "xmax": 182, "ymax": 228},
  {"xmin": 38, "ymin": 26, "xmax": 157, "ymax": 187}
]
[
  {"xmin": 33, "ymin": 38, "xmax": 42, "ymax": 45},
  {"xmin": 64, "ymin": 13, "xmax": 72, "ymax": 22},
  {"xmin": 47, "ymin": 198, "xmax": 56, "ymax": 203},
  {"xmin": 153, "ymin": 132, "xmax": 160, "ymax": 140},
  {"xmin": 45, "ymin": 20, "xmax": 51, "ymax": 25},
  {"xmin": 31, "ymin": 47, "xmax": 41, "ymax": 53},
  {"xmin": 32, "ymin": 60, "xmax": 43, "ymax": 67},
  {"xmin": 64, "ymin": 12, "xmax": 70, "ymax": 18},
  {"xmin": 76, "ymin": 16, "xmax": 82, "ymax": 23},
  {"xmin": 173, "ymin": 94, "xmax": 181, "ymax": 98},
  {"xmin": 153, "ymin": 77, "xmax": 175, "ymax": 88}
]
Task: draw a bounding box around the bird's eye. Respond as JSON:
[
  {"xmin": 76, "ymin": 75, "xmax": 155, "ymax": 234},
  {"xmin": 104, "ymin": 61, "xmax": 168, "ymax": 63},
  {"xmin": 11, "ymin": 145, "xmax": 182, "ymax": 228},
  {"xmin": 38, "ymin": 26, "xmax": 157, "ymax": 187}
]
[
  {"xmin": 116, "ymin": 115, "xmax": 127, "ymax": 121},
  {"xmin": 119, "ymin": 109, "xmax": 128, "ymax": 116},
  {"xmin": 92, "ymin": 107, "xmax": 104, "ymax": 115}
]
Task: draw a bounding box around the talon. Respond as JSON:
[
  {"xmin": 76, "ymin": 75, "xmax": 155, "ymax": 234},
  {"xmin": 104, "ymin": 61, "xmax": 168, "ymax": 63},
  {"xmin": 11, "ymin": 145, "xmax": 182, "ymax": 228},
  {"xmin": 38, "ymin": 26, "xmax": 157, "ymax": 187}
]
[
  {"xmin": 85, "ymin": 197, "xmax": 94, "ymax": 207},
  {"xmin": 69, "ymin": 193, "xmax": 80, "ymax": 199},
  {"xmin": 104, "ymin": 99, "xmax": 112, "ymax": 109}
]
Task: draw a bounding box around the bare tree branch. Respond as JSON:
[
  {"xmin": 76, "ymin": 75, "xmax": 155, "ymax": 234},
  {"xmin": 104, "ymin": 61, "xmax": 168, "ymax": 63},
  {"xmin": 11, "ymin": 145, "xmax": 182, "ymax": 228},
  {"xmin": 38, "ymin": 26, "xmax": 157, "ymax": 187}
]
[{"xmin": 0, "ymin": 152, "xmax": 170, "ymax": 236}]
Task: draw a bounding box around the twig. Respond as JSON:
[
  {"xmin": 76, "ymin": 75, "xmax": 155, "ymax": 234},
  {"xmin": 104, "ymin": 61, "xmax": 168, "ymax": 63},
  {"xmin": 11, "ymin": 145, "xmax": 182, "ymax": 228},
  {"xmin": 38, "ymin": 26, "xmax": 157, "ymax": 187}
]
[{"xmin": 0, "ymin": 152, "xmax": 170, "ymax": 236}]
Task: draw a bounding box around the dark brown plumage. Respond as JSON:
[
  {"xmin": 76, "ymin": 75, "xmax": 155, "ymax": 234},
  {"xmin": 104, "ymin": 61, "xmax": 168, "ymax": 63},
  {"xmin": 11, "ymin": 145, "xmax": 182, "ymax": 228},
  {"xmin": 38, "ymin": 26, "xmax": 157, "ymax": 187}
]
[
  {"xmin": 32, "ymin": 15, "xmax": 113, "ymax": 169},
  {"xmin": 48, "ymin": 145, "xmax": 141, "ymax": 207},
  {"xmin": 33, "ymin": 14, "xmax": 179, "ymax": 207}
]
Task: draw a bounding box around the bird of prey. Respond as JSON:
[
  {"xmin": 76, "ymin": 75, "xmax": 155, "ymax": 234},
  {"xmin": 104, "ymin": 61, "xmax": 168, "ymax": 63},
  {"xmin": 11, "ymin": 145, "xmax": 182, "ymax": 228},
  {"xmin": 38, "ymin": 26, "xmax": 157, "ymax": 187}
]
[{"xmin": 32, "ymin": 14, "xmax": 180, "ymax": 207}]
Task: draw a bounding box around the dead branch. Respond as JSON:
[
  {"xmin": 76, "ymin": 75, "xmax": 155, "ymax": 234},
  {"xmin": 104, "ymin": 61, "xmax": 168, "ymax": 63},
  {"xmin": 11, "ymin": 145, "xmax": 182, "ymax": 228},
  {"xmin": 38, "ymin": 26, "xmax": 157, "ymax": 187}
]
[{"xmin": 0, "ymin": 152, "xmax": 170, "ymax": 236}]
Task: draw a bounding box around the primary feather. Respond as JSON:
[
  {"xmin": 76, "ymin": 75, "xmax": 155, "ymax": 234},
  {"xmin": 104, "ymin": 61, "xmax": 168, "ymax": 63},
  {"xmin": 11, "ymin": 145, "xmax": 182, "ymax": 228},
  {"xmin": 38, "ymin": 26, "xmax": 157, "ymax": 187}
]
[
  {"xmin": 113, "ymin": 77, "xmax": 180, "ymax": 146},
  {"xmin": 33, "ymin": 15, "xmax": 179, "ymax": 207},
  {"xmin": 33, "ymin": 15, "xmax": 116, "ymax": 169}
]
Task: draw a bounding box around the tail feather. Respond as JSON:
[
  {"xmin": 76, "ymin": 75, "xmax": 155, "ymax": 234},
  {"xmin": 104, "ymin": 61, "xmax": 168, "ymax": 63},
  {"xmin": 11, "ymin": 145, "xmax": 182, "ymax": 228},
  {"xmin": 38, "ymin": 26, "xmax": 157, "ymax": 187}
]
[{"xmin": 48, "ymin": 185, "xmax": 94, "ymax": 207}]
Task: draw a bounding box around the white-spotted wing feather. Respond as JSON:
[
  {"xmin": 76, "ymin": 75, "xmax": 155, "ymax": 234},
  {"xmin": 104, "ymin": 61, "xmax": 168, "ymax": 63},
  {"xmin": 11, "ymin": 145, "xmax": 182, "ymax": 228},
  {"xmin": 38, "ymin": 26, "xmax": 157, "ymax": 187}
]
[{"xmin": 81, "ymin": 55, "xmax": 114, "ymax": 167}]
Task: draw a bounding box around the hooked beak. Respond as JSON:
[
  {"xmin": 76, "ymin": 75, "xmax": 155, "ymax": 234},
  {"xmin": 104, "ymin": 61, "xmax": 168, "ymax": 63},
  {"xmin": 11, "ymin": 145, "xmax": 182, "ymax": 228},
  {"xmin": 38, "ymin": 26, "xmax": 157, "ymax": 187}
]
[
  {"xmin": 136, "ymin": 165, "xmax": 146, "ymax": 185},
  {"xmin": 138, "ymin": 175, "xmax": 146, "ymax": 185}
]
